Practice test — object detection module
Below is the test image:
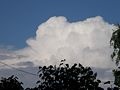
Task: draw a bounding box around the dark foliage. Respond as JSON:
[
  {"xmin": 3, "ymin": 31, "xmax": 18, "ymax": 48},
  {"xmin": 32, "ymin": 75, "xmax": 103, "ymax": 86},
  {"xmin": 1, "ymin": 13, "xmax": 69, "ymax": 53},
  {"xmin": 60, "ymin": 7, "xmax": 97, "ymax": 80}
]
[
  {"xmin": 110, "ymin": 24, "xmax": 120, "ymax": 65},
  {"xmin": 113, "ymin": 69, "xmax": 120, "ymax": 87},
  {"xmin": 0, "ymin": 75, "xmax": 23, "ymax": 90},
  {"xmin": 107, "ymin": 87, "xmax": 119, "ymax": 90},
  {"xmin": 110, "ymin": 24, "xmax": 120, "ymax": 88},
  {"xmin": 37, "ymin": 59, "xmax": 102, "ymax": 90}
]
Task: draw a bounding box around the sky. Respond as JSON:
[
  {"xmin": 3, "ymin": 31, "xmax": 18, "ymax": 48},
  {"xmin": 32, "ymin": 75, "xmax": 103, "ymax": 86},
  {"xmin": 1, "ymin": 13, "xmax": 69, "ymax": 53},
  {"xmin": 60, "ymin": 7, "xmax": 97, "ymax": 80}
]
[
  {"xmin": 0, "ymin": 0, "xmax": 120, "ymax": 48},
  {"xmin": 0, "ymin": 0, "xmax": 120, "ymax": 88}
]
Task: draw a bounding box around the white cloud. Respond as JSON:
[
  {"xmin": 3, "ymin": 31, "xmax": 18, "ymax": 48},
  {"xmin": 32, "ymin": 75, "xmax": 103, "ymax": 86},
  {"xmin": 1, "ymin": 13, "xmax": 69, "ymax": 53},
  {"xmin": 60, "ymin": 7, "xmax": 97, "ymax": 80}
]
[
  {"xmin": 0, "ymin": 16, "xmax": 117, "ymax": 88},
  {"xmin": 11, "ymin": 16, "xmax": 115, "ymax": 69}
]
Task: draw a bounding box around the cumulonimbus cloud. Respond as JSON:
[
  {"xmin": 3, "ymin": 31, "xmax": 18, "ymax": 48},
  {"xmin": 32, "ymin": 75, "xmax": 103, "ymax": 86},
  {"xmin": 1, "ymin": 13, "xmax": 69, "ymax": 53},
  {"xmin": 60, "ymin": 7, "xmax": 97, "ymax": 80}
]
[
  {"xmin": 0, "ymin": 16, "xmax": 117, "ymax": 88},
  {"xmin": 0, "ymin": 16, "xmax": 116, "ymax": 69}
]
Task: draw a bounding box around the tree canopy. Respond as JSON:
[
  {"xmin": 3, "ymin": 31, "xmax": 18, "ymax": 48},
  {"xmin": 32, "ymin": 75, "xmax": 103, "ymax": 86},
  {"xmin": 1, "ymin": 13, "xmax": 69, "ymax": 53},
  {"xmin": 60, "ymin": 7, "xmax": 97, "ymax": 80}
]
[
  {"xmin": 0, "ymin": 60, "xmax": 119, "ymax": 90},
  {"xmin": 37, "ymin": 60, "xmax": 102, "ymax": 90},
  {"xmin": 0, "ymin": 75, "xmax": 23, "ymax": 90}
]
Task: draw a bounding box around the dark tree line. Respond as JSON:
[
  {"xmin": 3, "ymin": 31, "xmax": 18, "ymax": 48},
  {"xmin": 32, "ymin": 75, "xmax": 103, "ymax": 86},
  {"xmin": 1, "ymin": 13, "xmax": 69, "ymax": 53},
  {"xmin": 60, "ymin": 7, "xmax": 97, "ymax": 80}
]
[
  {"xmin": 0, "ymin": 60, "xmax": 104, "ymax": 90},
  {"xmin": 0, "ymin": 60, "xmax": 119, "ymax": 90}
]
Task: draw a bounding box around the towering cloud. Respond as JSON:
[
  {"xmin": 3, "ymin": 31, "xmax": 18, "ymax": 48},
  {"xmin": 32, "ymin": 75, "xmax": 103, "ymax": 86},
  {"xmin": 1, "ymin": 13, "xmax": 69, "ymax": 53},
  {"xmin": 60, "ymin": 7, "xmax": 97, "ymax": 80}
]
[
  {"xmin": 10, "ymin": 16, "xmax": 115, "ymax": 69},
  {"xmin": 0, "ymin": 16, "xmax": 117, "ymax": 87}
]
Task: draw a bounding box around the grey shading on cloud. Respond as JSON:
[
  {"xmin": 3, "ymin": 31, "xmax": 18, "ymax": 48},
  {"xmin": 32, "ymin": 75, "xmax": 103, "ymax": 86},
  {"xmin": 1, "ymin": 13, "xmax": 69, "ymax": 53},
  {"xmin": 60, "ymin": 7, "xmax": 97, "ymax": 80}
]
[
  {"xmin": 16, "ymin": 61, "xmax": 34, "ymax": 67},
  {"xmin": 0, "ymin": 54, "xmax": 16, "ymax": 60},
  {"xmin": 0, "ymin": 48, "xmax": 16, "ymax": 60}
]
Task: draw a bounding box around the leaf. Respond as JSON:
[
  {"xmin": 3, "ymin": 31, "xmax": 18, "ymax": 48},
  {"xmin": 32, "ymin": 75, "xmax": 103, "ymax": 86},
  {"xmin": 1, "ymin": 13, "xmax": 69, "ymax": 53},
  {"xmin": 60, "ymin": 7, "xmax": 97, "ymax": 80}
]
[
  {"xmin": 59, "ymin": 63, "xmax": 63, "ymax": 66},
  {"xmin": 104, "ymin": 81, "xmax": 110, "ymax": 84},
  {"xmin": 65, "ymin": 64, "xmax": 69, "ymax": 68},
  {"xmin": 36, "ymin": 81, "xmax": 41, "ymax": 84},
  {"xmin": 61, "ymin": 59, "xmax": 66, "ymax": 62},
  {"xmin": 97, "ymin": 80, "xmax": 101, "ymax": 83}
]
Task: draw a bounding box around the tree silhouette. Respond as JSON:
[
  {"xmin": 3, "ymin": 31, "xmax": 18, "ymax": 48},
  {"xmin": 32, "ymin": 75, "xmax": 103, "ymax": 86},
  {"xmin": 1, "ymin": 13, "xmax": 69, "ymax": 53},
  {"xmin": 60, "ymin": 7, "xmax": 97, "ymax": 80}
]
[
  {"xmin": 110, "ymin": 24, "xmax": 120, "ymax": 65},
  {"xmin": 110, "ymin": 24, "xmax": 120, "ymax": 88},
  {"xmin": 0, "ymin": 75, "xmax": 23, "ymax": 90},
  {"xmin": 37, "ymin": 60, "xmax": 102, "ymax": 90}
]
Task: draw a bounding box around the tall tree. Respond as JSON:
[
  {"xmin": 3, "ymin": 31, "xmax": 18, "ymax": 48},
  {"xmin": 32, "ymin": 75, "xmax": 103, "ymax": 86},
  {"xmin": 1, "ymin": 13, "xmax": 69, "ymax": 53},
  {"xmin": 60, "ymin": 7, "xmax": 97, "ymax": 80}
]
[
  {"xmin": 110, "ymin": 24, "xmax": 120, "ymax": 88},
  {"xmin": 110, "ymin": 24, "xmax": 120, "ymax": 65}
]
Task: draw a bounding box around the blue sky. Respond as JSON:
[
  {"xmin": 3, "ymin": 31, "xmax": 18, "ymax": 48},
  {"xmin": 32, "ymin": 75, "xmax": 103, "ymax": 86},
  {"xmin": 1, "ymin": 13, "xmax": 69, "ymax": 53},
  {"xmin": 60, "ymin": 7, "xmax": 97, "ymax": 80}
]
[
  {"xmin": 0, "ymin": 1, "xmax": 120, "ymax": 88},
  {"xmin": 0, "ymin": 0, "xmax": 120, "ymax": 49}
]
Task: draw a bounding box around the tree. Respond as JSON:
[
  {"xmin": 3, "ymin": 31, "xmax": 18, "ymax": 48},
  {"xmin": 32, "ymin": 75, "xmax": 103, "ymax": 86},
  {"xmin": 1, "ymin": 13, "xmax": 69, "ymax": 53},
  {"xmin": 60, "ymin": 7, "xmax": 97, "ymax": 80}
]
[
  {"xmin": 110, "ymin": 24, "xmax": 120, "ymax": 88},
  {"xmin": 0, "ymin": 75, "xmax": 23, "ymax": 90},
  {"xmin": 110, "ymin": 24, "xmax": 120, "ymax": 65},
  {"xmin": 37, "ymin": 60, "xmax": 102, "ymax": 90}
]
